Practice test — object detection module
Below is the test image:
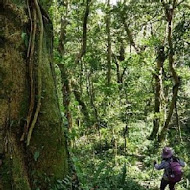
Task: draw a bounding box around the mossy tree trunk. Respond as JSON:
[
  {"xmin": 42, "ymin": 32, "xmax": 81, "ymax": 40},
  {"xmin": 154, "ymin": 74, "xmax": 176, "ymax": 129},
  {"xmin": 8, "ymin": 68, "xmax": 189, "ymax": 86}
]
[
  {"xmin": 0, "ymin": 0, "xmax": 69, "ymax": 189},
  {"xmin": 149, "ymin": 46, "xmax": 166, "ymax": 140},
  {"xmin": 158, "ymin": 0, "xmax": 180, "ymax": 143}
]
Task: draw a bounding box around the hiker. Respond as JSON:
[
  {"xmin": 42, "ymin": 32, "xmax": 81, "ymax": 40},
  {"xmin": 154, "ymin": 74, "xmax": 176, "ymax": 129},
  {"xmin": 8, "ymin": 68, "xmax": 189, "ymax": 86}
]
[{"xmin": 154, "ymin": 147, "xmax": 185, "ymax": 190}]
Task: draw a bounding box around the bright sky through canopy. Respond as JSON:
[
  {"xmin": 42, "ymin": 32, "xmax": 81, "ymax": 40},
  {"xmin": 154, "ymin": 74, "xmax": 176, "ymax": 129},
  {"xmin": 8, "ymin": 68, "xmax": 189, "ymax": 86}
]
[
  {"xmin": 110, "ymin": 0, "xmax": 118, "ymax": 4},
  {"xmin": 99, "ymin": 0, "xmax": 118, "ymax": 5}
]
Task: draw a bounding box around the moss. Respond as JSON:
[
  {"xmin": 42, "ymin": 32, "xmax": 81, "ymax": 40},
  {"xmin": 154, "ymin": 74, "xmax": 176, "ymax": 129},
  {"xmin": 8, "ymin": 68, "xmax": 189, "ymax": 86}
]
[
  {"xmin": 0, "ymin": 157, "xmax": 12, "ymax": 190},
  {"xmin": 0, "ymin": 145, "xmax": 31, "ymax": 190},
  {"xmin": 19, "ymin": 86, "xmax": 29, "ymax": 119},
  {"xmin": 12, "ymin": 153, "xmax": 31, "ymax": 190},
  {"xmin": 0, "ymin": 67, "xmax": 5, "ymax": 88},
  {"xmin": 0, "ymin": 1, "xmax": 28, "ymax": 28},
  {"xmin": 11, "ymin": 0, "xmax": 25, "ymax": 6},
  {"xmin": 0, "ymin": 0, "xmax": 69, "ymax": 189},
  {"xmin": 39, "ymin": 0, "xmax": 52, "ymax": 12},
  {"xmin": 28, "ymin": 32, "xmax": 69, "ymax": 188},
  {"xmin": 0, "ymin": 36, "xmax": 6, "ymax": 48}
]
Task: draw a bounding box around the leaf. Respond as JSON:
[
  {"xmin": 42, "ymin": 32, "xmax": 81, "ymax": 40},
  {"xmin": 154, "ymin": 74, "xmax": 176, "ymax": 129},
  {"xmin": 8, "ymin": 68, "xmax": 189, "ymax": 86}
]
[
  {"xmin": 21, "ymin": 32, "xmax": 27, "ymax": 40},
  {"xmin": 34, "ymin": 151, "xmax": 40, "ymax": 162},
  {"xmin": 94, "ymin": 161, "xmax": 106, "ymax": 182},
  {"xmin": 57, "ymin": 179, "xmax": 62, "ymax": 184},
  {"xmin": 21, "ymin": 32, "xmax": 28, "ymax": 47}
]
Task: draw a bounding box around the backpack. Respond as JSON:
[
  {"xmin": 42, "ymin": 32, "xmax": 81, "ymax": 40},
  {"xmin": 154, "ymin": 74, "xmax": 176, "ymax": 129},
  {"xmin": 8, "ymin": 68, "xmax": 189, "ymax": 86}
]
[{"xmin": 168, "ymin": 159, "xmax": 183, "ymax": 183}]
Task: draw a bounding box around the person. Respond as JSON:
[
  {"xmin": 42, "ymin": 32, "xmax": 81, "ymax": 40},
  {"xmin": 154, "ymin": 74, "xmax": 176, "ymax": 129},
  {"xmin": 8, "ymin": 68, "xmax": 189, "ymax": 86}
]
[{"xmin": 154, "ymin": 147, "xmax": 185, "ymax": 190}]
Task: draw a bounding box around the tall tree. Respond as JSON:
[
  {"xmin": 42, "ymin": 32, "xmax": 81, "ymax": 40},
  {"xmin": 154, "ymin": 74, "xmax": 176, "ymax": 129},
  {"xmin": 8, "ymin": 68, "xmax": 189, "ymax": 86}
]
[
  {"xmin": 158, "ymin": 0, "xmax": 181, "ymax": 142},
  {"xmin": 106, "ymin": 0, "xmax": 112, "ymax": 85},
  {"xmin": 57, "ymin": 0, "xmax": 73, "ymax": 131},
  {"xmin": 149, "ymin": 46, "xmax": 166, "ymax": 140},
  {"xmin": 75, "ymin": 0, "xmax": 91, "ymax": 64},
  {"xmin": 0, "ymin": 0, "xmax": 69, "ymax": 189}
]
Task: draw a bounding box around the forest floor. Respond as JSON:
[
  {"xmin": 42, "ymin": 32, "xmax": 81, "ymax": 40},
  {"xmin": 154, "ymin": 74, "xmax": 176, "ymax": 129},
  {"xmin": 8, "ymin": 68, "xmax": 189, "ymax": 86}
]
[{"xmin": 71, "ymin": 121, "xmax": 190, "ymax": 190}]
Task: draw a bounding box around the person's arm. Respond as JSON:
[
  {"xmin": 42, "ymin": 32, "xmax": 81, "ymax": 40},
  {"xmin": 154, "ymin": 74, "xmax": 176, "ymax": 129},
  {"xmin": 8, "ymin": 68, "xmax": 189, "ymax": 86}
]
[{"xmin": 154, "ymin": 160, "xmax": 167, "ymax": 170}]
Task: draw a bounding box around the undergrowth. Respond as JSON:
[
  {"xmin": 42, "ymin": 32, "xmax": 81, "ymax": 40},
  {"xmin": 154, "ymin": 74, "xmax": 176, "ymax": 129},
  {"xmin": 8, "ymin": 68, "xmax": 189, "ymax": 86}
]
[{"xmin": 71, "ymin": 121, "xmax": 190, "ymax": 190}]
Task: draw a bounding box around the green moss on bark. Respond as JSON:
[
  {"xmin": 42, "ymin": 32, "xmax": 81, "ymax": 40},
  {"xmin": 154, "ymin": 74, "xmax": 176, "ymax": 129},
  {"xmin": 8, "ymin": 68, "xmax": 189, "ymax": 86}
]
[
  {"xmin": 0, "ymin": 138, "xmax": 31, "ymax": 190},
  {"xmin": 28, "ymin": 36, "xmax": 69, "ymax": 188},
  {"xmin": 0, "ymin": 1, "xmax": 70, "ymax": 189}
]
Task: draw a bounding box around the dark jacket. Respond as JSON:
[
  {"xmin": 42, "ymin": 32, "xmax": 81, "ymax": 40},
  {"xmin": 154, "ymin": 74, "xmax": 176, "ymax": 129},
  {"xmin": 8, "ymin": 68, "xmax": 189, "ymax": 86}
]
[{"xmin": 154, "ymin": 156, "xmax": 185, "ymax": 180}]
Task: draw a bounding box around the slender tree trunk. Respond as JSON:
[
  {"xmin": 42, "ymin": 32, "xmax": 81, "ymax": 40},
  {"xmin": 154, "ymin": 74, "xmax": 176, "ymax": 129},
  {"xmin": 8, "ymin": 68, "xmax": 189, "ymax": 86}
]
[
  {"xmin": 113, "ymin": 42, "xmax": 126, "ymax": 86},
  {"xmin": 72, "ymin": 81, "xmax": 91, "ymax": 127},
  {"xmin": 158, "ymin": 0, "xmax": 180, "ymax": 143},
  {"xmin": 87, "ymin": 73, "xmax": 98, "ymax": 123},
  {"xmin": 149, "ymin": 46, "xmax": 165, "ymax": 140},
  {"xmin": 123, "ymin": 125, "xmax": 128, "ymax": 153},
  {"xmin": 0, "ymin": 1, "xmax": 69, "ymax": 189},
  {"xmin": 75, "ymin": 0, "xmax": 91, "ymax": 64},
  {"xmin": 57, "ymin": 0, "xmax": 73, "ymax": 131},
  {"xmin": 59, "ymin": 65, "xmax": 72, "ymax": 130},
  {"xmin": 106, "ymin": 0, "xmax": 112, "ymax": 85},
  {"xmin": 175, "ymin": 102, "xmax": 182, "ymax": 142}
]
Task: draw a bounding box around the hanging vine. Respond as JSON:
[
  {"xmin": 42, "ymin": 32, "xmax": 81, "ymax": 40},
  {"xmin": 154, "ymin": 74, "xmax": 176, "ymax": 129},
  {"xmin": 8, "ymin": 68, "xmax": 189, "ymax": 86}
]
[
  {"xmin": 20, "ymin": 0, "xmax": 43, "ymax": 146},
  {"xmin": 20, "ymin": 0, "xmax": 36, "ymax": 142}
]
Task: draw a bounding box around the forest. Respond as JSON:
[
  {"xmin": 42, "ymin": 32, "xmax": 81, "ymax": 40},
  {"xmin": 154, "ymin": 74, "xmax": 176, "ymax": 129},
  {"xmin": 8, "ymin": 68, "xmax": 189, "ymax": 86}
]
[{"xmin": 0, "ymin": 0, "xmax": 190, "ymax": 189}]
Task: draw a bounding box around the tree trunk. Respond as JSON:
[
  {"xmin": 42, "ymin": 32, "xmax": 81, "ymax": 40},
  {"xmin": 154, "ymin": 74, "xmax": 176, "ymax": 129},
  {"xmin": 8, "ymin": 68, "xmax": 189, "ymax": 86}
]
[
  {"xmin": 149, "ymin": 46, "xmax": 165, "ymax": 140},
  {"xmin": 72, "ymin": 81, "xmax": 91, "ymax": 128},
  {"xmin": 158, "ymin": 0, "xmax": 180, "ymax": 143},
  {"xmin": 57, "ymin": 1, "xmax": 73, "ymax": 131},
  {"xmin": 59, "ymin": 65, "xmax": 73, "ymax": 131},
  {"xmin": 0, "ymin": 1, "xmax": 69, "ymax": 189},
  {"xmin": 106, "ymin": 0, "xmax": 112, "ymax": 85},
  {"xmin": 75, "ymin": 0, "xmax": 91, "ymax": 64}
]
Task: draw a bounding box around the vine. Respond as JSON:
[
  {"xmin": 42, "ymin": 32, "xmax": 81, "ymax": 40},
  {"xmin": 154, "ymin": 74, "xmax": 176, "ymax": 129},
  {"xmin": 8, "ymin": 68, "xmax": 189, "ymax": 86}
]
[
  {"xmin": 21, "ymin": 0, "xmax": 43, "ymax": 146},
  {"xmin": 26, "ymin": 0, "xmax": 43, "ymax": 146},
  {"xmin": 20, "ymin": 0, "xmax": 36, "ymax": 142}
]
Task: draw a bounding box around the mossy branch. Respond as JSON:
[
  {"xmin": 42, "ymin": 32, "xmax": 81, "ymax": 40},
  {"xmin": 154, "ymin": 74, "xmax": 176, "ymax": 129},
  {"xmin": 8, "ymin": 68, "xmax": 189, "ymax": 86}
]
[{"xmin": 27, "ymin": 0, "xmax": 43, "ymax": 146}]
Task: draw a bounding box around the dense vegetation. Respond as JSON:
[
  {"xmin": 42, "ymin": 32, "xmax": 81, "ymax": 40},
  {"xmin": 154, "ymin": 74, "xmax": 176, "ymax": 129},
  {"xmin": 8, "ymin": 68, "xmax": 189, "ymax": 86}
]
[
  {"xmin": 51, "ymin": 0, "xmax": 190, "ymax": 189},
  {"xmin": 1, "ymin": 0, "xmax": 190, "ymax": 189}
]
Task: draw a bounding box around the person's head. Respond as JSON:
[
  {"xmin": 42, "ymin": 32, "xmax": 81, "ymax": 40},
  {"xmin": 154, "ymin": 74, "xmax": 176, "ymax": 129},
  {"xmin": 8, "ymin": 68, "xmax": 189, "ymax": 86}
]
[{"xmin": 162, "ymin": 147, "xmax": 173, "ymax": 159}]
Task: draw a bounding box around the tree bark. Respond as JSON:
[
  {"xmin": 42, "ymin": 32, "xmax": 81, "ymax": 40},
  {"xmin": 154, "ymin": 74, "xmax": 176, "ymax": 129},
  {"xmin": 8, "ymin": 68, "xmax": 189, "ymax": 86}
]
[
  {"xmin": 0, "ymin": 1, "xmax": 69, "ymax": 189},
  {"xmin": 158, "ymin": 0, "xmax": 180, "ymax": 143},
  {"xmin": 72, "ymin": 81, "xmax": 91, "ymax": 127},
  {"xmin": 106, "ymin": 0, "xmax": 112, "ymax": 85},
  {"xmin": 59, "ymin": 65, "xmax": 73, "ymax": 130},
  {"xmin": 75, "ymin": 0, "xmax": 91, "ymax": 64},
  {"xmin": 57, "ymin": 0, "xmax": 73, "ymax": 131},
  {"xmin": 149, "ymin": 46, "xmax": 166, "ymax": 140}
]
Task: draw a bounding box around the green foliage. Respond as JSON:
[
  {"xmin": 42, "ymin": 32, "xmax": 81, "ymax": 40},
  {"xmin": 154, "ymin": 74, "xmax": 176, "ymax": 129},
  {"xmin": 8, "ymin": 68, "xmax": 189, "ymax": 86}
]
[
  {"xmin": 21, "ymin": 32, "xmax": 28, "ymax": 47},
  {"xmin": 49, "ymin": 176, "xmax": 72, "ymax": 190},
  {"xmin": 50, "ymin": 0, "xmax": 190, "ymax": 189}
]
